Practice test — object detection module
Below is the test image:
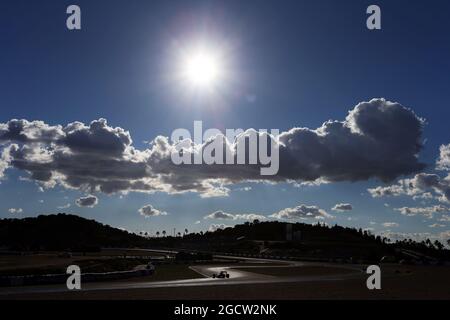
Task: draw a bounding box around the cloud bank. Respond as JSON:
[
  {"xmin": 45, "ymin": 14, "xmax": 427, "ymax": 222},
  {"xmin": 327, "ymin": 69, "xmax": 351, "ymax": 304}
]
[
  {"xmin": 204, "ymin": 210, "xmax": 266, "ymax": 221},
  {"xmin": 0, "ymin": 98, "xmax": 425, "ymax": 197},
  {"xmin": 270, "ymin": 204, "xmax": 331, "ymax": 220}
]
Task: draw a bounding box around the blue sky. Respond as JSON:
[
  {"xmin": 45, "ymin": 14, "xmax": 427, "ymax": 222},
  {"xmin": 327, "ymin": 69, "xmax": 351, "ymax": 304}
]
[{"xmin": 1, "ymin": 0, "xmax": 450, "ymax": 241}]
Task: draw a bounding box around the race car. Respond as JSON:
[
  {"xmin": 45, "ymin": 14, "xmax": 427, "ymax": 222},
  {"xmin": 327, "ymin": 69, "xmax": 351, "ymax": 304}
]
[{"xmin": 212, "ymin": 270, "xmax": 230, "ymax": 279}]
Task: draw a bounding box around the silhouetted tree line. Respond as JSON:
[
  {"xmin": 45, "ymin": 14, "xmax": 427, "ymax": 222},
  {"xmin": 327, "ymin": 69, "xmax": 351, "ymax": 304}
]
[
  {"xmin": 0, "ymin": 215, "xmax": 448, "ymax": 261},
  {"xmin": 0, "ymin": 213, "xmax": 149, "ymax": 251}
]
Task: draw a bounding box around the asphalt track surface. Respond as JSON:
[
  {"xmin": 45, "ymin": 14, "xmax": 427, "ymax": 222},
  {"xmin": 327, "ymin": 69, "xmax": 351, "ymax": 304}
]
[{"xmin": 0, "ymin": 250, "xmax": 364, "ymax": 296}]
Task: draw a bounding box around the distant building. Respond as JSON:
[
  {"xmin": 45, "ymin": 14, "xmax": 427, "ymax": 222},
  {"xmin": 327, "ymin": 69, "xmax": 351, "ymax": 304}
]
[
  {"xmin": 293, "ymin": 230, "xmax": 302, "ymax": 241},
  {"xmin": 286, "ymin": 224, "xmax": 302, "ymax": 241},
  {"xmin": 286, "ymin": 224, "xmax": 293, "ymax": 241}
]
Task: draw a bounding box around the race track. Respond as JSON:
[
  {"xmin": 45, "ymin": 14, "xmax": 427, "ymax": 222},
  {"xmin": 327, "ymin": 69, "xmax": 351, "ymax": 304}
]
[{"xmin": 0, "ymin": 251, "xmax": 364, "ymax": 297}]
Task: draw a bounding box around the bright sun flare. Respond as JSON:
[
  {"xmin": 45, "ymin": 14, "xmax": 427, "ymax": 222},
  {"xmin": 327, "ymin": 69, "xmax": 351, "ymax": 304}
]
[{"xmin": 182, "ymin": 49, "xmax": 222, "ymax": 88}]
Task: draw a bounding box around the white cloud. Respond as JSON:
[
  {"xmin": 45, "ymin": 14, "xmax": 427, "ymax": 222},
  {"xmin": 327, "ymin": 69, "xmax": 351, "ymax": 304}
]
[
  {"xmin": 436, "ymin": 143, "xmax": 450, "ymax": 171},
  {"xmin": 270, "ymin": 204, "xmax": 331, "ymax": 220},
  {"xmin": 439, "ymin": 230, "xmax": 450, "ymax": 241},
  {"xmin": 368, "ymin": 173, "xmax": 450, "ymax": 203},
  {"xmin": 0, "ymin": 149, "xmax": 10, "ymax": 180},
  {"xmin": 380, "ymin": 230, "xmax": 450, "ymax": 246},
  {"xmin": 8, "ymin": 208, "xmax": 23, "ymax": 214},
  {"xmin": 413, "ymin": 192, "xmax": 434, "ymax": 200},
  {"xmin": 331, "ymin": 203, "xmax": 353, "ymax": 212},
  {"xmin": 394, "ymin": 205, "xmax": 449, "ymax": 219},
  {"xmin": 138, "ymin": 204, "xmax": 167, "ymax": 217},
  {"xmin": 380, "ymin": 231, "xmax": 431, "ymax": 242},
  {"xmin": 208, "ymin": 224, "xmax": 230, "ymax": 232},
  {"xmin": 429, "ymin": 223, "xmax": 446, "ymax": 228},
  {"xmin": 204, "ymin": 210, "xmax": 266, "ymax": 221},
  {"xmin": 204, "ymin": 211, "xmax": 235, "ymax": 220},
  {"xmin": 234, "ymin": 214, "xmax": 267, "ymax": 221},
  {"xmin": 75, "ymin": 195, "xmax": 98, "ymax": 208},
  {"xmin": 0, "ymin": 99, "xmax": 426, "ymax": 198},
  {"xmin": 57, "ymin": 203, "xmax": 71, "ymax": 209},
  {"xmin": 236, "ymin": 186, "xmax": 252, "ymax": 192},
  {"xmin": 382, "ymin": 222, "xmax": 399, "ymax": 228}
]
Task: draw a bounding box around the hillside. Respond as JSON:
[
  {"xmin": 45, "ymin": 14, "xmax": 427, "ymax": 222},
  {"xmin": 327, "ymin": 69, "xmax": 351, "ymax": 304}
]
[
  {"xmin": 0, "ymin": 215, "xmax": 448, "ymax": 263},
  {"xmin": 152, "ymin": 221, "xmax": 450, "ymax": 263},
  {"xmin": 0, "ymin": 214, "xmax": 148, "ymax": 251}
]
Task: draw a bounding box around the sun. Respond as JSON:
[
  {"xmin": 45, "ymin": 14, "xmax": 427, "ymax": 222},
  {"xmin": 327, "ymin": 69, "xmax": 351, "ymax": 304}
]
[{"xmin": 181, "ymin": 48, "xmax": 222, "ymax": 88}]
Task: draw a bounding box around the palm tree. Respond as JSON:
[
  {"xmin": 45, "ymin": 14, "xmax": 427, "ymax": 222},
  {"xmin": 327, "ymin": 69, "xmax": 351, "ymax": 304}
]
[
  {"xmin": 184, "ymin": 228, "xmax": 188, "ymax": 235},
  {"xmin": 434, "ymin": 240, "xmax": 444, "ymax": 250},
  {"xmin": 156, "ymin": 231, "xmax": 160, "ymax": 237},
  {"xmin": 177, "ymin": 232, "xmax": 181, "ymax": 237},
  {"xmin": 162, "ymin": 230, "xmax": 166, "ymax": 237}
]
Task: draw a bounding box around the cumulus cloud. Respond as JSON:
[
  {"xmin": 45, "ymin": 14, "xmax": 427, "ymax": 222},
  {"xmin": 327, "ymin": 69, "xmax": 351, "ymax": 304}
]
[
  {"xmin": 57, "ymin": 203, "xmax": 71, "ymax": 209},
  {"xmin": 234, "ymin": 213, "xmax": 267, "ymax": 221},
  {"xmin": 270, "ymin": 204, "xmax": 331, "ymax": 220},
  {"xmin": 368, "ymin": 173, "xmax": 450, "ymax": 203},
  {"xmin": 380, "ymin": 230, "xmax": 450, "ymax": 246},
  {"xmin": 436, "ymin": 144, "xmax": 450, "ymax": 171},
  {"xmin": 439, "ymin": 230, "xmax": 450, "ymax": 241},
  {"xmin": 75, "ymin": 195, "xmax": 98, "ymax": 208},
  {"xmin": 204, "ymin": 210, "xmax": 266, "ymax": 221},
  {"xmin": 382, "ymin": 222, "xmax": 399, "ymax": 228},
  {"xmin": 204, "ymin": 211, "xmax": 236, "ymax": 220},
  {"xmin": 274, "ymin": 98, "xmax": 424, "ymax": 183},
  {"xmin": 208, "ymin": 224, "xmax": 230, "ymax": 232},
  {"xmin": 413, "ymin": 192, "xmax": 434, "ymax": 200},
  {"xmin": 236, "ymin": 186, "xmax": 252, "ymax": 192},
  {"xmin": 0, "ymin": 152, "xmax": 10, "ymax": 179},
  {"xmin": 394, "ymin": 205, "xmax": 449, "ymax": 219},
  {"xmin": 332, "ymin": 203, "xmax": 353, "ymax": 211},
  {"xmin": 138, "ymin": 204, "xmax": 167, "ymax": 217},
  {"xmin": 8, "ymin": 208, "xmax": 23, "ymax": 214},
  {"xmin": 0, "ymin": 98, "xmax": 426, "ymax": 197}
]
